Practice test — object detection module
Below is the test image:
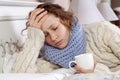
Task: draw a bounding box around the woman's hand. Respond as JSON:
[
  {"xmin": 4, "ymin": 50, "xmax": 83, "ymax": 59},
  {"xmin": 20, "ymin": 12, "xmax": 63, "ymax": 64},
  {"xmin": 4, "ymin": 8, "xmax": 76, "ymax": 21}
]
[
  {"xmin": 28, "ymin": 8, "xmax": 48, "ymax": 29},
  {"xmin": 74, "ymin": 65, "xmax": 93, "ymax": 73},
  {"xmin": 75, "ymin": 58, "xmax": 97, "ymax": 74}
]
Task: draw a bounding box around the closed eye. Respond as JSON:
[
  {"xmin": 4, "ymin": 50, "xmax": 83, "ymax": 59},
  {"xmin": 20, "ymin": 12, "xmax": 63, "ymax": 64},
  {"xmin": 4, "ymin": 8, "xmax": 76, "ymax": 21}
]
[
  {"xmin": 52, "ymin": 27, "xmax": 58, "ymax": 30},
  {"xmin": 52, "ymin": 24, "xmax": 59, "ymax": 31}
]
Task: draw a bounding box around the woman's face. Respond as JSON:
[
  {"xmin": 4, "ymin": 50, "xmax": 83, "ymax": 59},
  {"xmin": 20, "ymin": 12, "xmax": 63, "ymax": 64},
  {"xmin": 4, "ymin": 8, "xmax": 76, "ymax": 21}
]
[{"xmin": 41, "ymin": 14, "xmax": 70, "ymax": 49}]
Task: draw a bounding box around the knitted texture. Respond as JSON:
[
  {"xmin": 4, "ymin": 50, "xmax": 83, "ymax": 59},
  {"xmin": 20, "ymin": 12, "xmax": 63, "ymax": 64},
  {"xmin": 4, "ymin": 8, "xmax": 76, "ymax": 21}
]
[{"xmin": 42, "ymin": 23, "xmax": 86, "ymax": 68}]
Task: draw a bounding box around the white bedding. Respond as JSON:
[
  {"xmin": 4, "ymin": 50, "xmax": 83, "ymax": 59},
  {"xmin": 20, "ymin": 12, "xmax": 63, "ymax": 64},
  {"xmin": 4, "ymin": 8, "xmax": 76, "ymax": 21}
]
[
  {"xmin": 0, "ymin": 73, "xmax": 67, "ymax": 80},
  {"xmin": 0, "ymin": 65, "xmax": 120, "ymax": 80}
]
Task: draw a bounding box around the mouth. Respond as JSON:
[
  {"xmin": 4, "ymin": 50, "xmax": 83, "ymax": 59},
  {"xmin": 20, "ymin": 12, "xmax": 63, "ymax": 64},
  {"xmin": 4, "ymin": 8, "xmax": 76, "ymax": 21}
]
[{"xmin": 55, "ymin": 40, "xmax": 63, "ymax": 46}]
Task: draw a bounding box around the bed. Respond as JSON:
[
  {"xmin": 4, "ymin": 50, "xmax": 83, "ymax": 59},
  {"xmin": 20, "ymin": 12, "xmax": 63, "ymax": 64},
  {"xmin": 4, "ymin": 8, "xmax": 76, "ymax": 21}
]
[
  {"xmin": 0, "ymin": 1, "xmax": 120, "ymax": 80},
  {"xmin": 0, "ymin": 1, "xmax": 69, "ymax": 79}
]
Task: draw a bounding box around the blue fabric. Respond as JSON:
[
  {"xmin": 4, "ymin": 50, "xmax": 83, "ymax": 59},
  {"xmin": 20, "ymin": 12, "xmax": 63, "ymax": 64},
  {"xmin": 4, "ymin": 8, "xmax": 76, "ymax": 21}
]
[{"xmin": 42, "ymin": 22, "xmax": 86, "ymax": 68}]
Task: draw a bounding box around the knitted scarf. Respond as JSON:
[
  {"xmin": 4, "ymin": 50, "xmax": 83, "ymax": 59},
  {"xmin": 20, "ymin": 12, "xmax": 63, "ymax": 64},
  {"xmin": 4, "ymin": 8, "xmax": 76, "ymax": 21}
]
[{"xmin": 42, "ymin": 23, "xmax": 86, "ymax": 68}]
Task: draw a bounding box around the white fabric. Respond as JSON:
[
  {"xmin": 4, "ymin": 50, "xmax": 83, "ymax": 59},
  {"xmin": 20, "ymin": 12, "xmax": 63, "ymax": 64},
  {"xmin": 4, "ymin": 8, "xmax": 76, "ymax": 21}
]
[
  {"xmin": 83, "ymin": 21, "xmax": 120, "ymax": 71},
  {"xmin": 0, "ymin": 73, "xmax": 68, "ymax": 80},
  {"xmin": 11, "ymin": 27, "xmax": 45, "ymax": 73},
  {"xmin": 1, "ymin": 63, "xmax": 120, "ymax": 80}
]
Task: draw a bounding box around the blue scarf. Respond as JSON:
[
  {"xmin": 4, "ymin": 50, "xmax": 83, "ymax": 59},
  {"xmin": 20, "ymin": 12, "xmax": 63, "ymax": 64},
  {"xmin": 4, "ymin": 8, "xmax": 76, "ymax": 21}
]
[{"xmin": 42, "ymin": 23, "xmax": 86, "ymax": 68}]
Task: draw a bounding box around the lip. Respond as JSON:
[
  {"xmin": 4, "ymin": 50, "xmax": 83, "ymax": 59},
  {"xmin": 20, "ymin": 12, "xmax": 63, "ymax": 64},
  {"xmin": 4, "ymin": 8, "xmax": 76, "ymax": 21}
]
[{"xmin": 55, "ymin": 40, "xmax": 63, "ymax": 46}]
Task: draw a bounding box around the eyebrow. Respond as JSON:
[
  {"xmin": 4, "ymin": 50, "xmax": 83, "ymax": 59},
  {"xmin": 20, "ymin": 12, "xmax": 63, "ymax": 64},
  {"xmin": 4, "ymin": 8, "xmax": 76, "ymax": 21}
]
[
  {"xmin": 42, "ymin": 24, "xmax": 54, "ymax": 33},
  {"xmin": 48, "ymin": 23, "xmax": 57, "ymax": 30}
]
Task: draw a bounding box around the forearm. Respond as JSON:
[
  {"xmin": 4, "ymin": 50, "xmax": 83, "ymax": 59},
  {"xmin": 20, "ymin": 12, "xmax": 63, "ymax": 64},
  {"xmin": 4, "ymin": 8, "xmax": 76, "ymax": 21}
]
[{"xmin": 11, "ymin": 27, "xmax": 45, "ymax": 73}]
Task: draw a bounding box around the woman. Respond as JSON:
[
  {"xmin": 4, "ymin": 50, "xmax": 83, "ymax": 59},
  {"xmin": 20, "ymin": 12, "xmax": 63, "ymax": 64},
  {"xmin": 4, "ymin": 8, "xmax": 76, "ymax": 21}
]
[{"xmin": 26, "ymin": 2, "xmax": 97, "ymax": 73}]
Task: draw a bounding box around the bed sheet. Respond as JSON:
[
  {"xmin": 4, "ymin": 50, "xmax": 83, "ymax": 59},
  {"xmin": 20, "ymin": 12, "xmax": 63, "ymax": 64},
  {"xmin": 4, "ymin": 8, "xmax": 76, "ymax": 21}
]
[
  {"xmin": 1, "ymin": 65, "xmax": 120, "ymax": 80},
  {"xmin": 0, "ymin": 73, "xmax": 68, "ymax": 80}
]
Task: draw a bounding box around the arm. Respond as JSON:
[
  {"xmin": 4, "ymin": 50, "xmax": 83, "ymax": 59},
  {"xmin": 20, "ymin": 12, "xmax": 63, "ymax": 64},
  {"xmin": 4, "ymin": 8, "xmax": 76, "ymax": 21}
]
[
  {"xmin": 11, "ymin": 27, "xmax": 45, "ymax": 73},
  {"xmin": 107, "ymin": 24, "xmax": 120, "ymax": 59},
  {"xmin": 11, "ymin": 8, "xmax": 49, "ymax": 73}
]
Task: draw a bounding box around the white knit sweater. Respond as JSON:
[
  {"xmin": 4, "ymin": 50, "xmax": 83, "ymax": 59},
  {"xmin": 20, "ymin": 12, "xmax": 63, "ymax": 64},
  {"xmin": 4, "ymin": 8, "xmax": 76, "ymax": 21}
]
[
  {"xmin": 83, "ymin": 21, "xmax": 120, "ymax": 71},
  {"xmin": 11, "ymin": 27, "xmax": 45, "ymax": 73}
]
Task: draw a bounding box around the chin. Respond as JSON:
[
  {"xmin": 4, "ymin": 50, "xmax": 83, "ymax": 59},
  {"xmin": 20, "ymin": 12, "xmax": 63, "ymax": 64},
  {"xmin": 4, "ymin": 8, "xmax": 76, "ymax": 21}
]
[
  {"xmin": 57, "ymin": 44, "xmax": 67, "ymax": 49},
  {"xmin": 58, "ymin": 46, "xmax": 64, "ymax": 49}
]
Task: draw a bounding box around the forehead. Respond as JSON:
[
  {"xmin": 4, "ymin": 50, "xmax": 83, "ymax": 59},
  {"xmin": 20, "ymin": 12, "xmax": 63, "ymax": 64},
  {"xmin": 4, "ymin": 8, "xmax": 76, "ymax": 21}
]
[{"xmin": 41, "ymin": 14, "xmax": 60, "ymax": 30}]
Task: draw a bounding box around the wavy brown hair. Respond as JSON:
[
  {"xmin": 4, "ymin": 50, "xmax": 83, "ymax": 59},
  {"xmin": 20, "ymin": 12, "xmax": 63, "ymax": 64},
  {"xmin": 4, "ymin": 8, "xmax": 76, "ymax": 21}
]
[{"xmin": 24, "ymin": 2, "xmax": 77, "ymax": 31}]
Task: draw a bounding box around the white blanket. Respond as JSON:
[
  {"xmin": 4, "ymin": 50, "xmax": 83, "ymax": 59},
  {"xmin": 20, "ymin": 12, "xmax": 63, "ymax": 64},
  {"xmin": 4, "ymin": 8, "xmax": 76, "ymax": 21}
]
[
  {"xmin": 0, "ymin": 63, "xmax": 120, "ymax": 80},
  {"xmin": 0, "ymin": 73, "xmax": 68, "ymax": 80}
]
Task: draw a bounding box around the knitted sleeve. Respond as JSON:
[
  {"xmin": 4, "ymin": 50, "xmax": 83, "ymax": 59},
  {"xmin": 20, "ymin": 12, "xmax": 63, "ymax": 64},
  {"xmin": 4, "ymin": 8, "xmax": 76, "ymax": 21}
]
[
  {"xmin": 84, "ymin": 21, "xmax": 120, "ymax": 71},
  {"xmin": 102, "ymin": 22, "xmax": 120, "ymax": 71},
  {"xmin": 106, "ymin": 23, "xmax": 120, "ymax": 59},
  {"xmin": 11, "ymin": 27, "xmax": 45, "ymax": 73}
]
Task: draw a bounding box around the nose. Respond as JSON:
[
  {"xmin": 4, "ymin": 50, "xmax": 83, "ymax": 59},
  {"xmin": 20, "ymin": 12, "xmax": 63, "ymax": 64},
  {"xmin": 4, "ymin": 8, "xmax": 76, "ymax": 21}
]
[{"xmin": 50, "ymin": 32, "xmax": 57, "ymax": 41}]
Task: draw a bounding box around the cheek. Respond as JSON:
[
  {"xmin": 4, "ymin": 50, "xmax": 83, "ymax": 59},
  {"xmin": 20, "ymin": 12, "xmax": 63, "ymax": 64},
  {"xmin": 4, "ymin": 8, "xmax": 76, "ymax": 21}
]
[
  {"xmin": 58, "ymin": 27, "xmax": 66, "ymax": 35},
  {"xmin": 59, "ymin": 28, "xmax": 69, "ymax": 37},
  {"xmin": 45, "ymin": 37, "xmax": 52, "ymax": 45},
  {"xmin": 45, "ymin": 37, "xmax": 49, "ymax": 43}
]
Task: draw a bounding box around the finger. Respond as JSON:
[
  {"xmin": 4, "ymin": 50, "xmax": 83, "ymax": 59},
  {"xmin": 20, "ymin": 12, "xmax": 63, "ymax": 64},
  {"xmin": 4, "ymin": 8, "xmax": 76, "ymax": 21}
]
[
  {"xmin": 75, "ymin": 65, "xmax": 82, "ymax": 71},
  {"xmin": 29, "ymin": 12, "xmax": 49, "ymax": 29},
  {"xmin": 94, "ymin": 58, "xmax": 97, "ymax": 66},
  {"xmin": 30, "ymin": 8, "xmax": 44, "ymax": 19},
  {"xmin": 29, "ymin": 8, "xmax": 45, "ymax": 25},
  {"xmin": 34, "ymin": 11, "xmax": 48, "ymax": 24},
  {"xmin": 88, "ymin": 69, "xmax": 94, "ymax": 73},
  {"xmin": 38, "ymin": 14, "xmax": 49, "ymax": 29}
]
